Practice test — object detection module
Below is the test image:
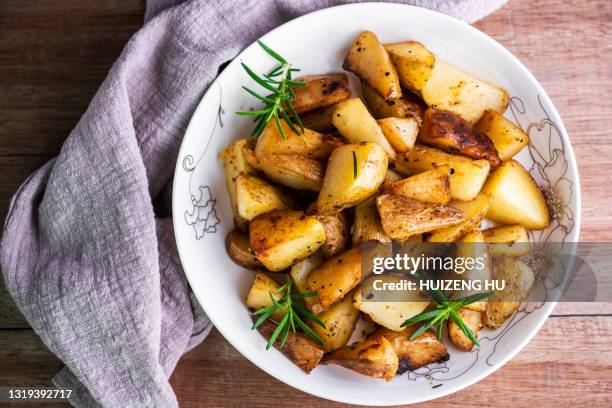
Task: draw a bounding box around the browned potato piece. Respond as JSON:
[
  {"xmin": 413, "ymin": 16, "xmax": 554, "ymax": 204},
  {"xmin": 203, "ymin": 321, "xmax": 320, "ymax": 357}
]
[
  {"xmin": 300, "ymin": 104, "xmax": 338, "ymax": 133},
  {"xmin": 306, "ymin": 247, "xmax": 362, "ymax": 310},
  {"xmin": 226, "ymin": 230, "xmax": 263, "ymax": 269},
  {"xmin": 448, "ymin": 308, "xmax": 484, "ymax": 351},
  {"xmin": 290, "ymin": 74, "xmax": 352, "ymax": 114},
  {"xmin": 219, "ymin": 139, "xmax": 257, "ymax": 229},
  {"xmin": 317, "ymin": 143, "xmax": 388, "ymax": 214},
  {"xmin": 243, "ymin": 147, "xmax": 324, "ymax": 191},
  {"xmin": 427, "ymin": 192, "xmax": 492, "ymax": 242},
  {"xmin": 255, "ymin": 119, "xmax": 343, "ymax": 159},
  {"xmin": 377, "ymin": 117, "xmax": 419, "ymax": 153},
  {"xmin": 453, "ymin": 230, "xmax": 492, "ymax": 312},
  {"xmin": 290, "ymin": 255, "xmax": 325, "ymax": 314},
  {"xmin": 352, "ymin": 196, "xmax": 391, "ymax": 245},
  {"xmin": 362, "ymin": 83, "xmax": 423, "ymax": 122},
  {"xmin": 343, "ymin": 31, "xmax": 401, "ymax": 99},
  {"xmin": 376, "ymin": 194, "xmax": 464, "ymax": 241},
  {"xmin": 372, "ymin": 326, "xmax": 448, "ymax": 373},
  {"xmin": 475, "ymin": 110, "xmax": 530, "ymax": 161},
  {"xmin": 382, "ymin": 166, "xmax": 451, "ymax": 205},
  {"xmin": 310, "ymin": 292, "xmax": 360, "ymax": 352},
  {"xmin": 250, "ymin": 211, "xmax": 326, "ymax": 271},
  {"xmin": 385, "ymin": 169, "xmax": 404, "ymax": 183},
  {"xmin": 235, "ymin": 173, "xmax": 292, "ymax": 221},
  {"xmin": 322, "ymin": 335, "xmax": 399, "ymax": 381},
  {"xmin": 306, "ymin": 203, "xmax": 350, "ymax": 258},
  {"xmin": 483, "ymin": 224, "xmax": 532, "ymax": 257},
  {"xmin": 384, "ymin": 41, "xmax": 436, "ymax": 94},
  {"xmin": 419, "ymin": 108, "xmax": 501, "ymax": 167},
  {"xmin": 256, "ymin": 319, "xmax": 324, "ymax": 373},
  {"xmin": 246, "ymin": 272, "xmax": 284, "ymax": 321}
]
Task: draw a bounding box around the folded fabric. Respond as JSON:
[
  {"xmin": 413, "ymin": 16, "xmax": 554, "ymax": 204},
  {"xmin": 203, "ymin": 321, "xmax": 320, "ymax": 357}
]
[{"xmin": 0, "ymin": 0, "xmax": 506, "ymax": 406}]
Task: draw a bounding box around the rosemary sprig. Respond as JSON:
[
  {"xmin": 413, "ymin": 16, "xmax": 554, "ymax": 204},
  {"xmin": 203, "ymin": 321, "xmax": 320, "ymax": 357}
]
[
  {"xmin": 236, "ymin": 41, "xmax": 306, "ymax": 140},
  {"xmin": 401, "ymin": 272, "xmax": 493, "ymax": 346},
  {"xmin": 252, "ymin": 277, "xmax": 326, "ymax": 349}
]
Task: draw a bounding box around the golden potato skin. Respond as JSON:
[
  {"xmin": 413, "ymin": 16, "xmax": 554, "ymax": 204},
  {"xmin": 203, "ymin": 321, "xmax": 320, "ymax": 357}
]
[
  {"xmin": 483, "ymin": 224, "xmax": 532, "ymax": 257},
  {"xmin": 290, "ymin": 74, "xmax": 352, "ymax": 114},
  {"xmin": 352, "ymin": 196, "xmax": 391, "ymax": 245},
  {"xmin": 306, "ymin": 203, "xmax": 351, "ymax": 258},
  {"xmin": 377, "ymin": 117, "xmax": 419, "ymax": 153},
  {"xmin": 256, "ymin": 319, "xmax": 324, "ymax": 373},
  {"xmin": 376, "ymin": 194, "xmax": 465, "ymax": 241},
  {"xmin": 427, "ymin": 192, "xmax": 492, "ymax": 242},
  {"xmin": 219, "ymin": 139, "xmax": 257, "ymax": 229},
  {"xmin": 362, "ymin": 83, "xmax": 424, "ymax": 123},
  {"xmin": 373, "ymin": 326, "xmax": 448, "ymax": 372},
  {"xmin": 310, "ymin": 291, "xmax": 360, "ymax": 352},
  {"xmin": 382, "ymin": 166, "xmax": 451, "ymax": 205},
  {"xmin": 475, "ymin": 110, "xmax": 529, "ymax": 161},
  {"xmin": 448, "ymin": 308, "xmax": 484, "ymax": 351},
  {"xmin": 246, "ymin": 272, "xmax": 284, "ymax": 321},
  {"xmin": 317, "ymin": 143, "xmax": 388, "ymax": 215},
  {"xmin": 343, "ymin": 31, "xmax": 402, "ymax": 99},
  {"xmin": 322, "ymin": 335, "xmax": 399, "ymax": 381},
  {"xmin": 384, "ymin": 41, "xmax": 436, "ymax": 94},
  {"xmin": 249, "ymin": 211, "xmax": 326, "ymax": 272},
  {"xmin": 419, "ymin": 108, "xmax": 501, "ymax": 167},
  {"xmin": 300, "ymin": 104, "xmax": 338, "ymax": 133},
  {"xmin": 234, "ymin": 173, "xmax": 292, "ymax": 221},
  {"xmin": 226, "ymin": 230, "xmax": 263, "ymax": 269}
]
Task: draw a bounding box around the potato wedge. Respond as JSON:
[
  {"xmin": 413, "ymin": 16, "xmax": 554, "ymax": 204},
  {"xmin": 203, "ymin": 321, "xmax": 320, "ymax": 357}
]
[
  {"xmin": 483, "ymin": 224, "xmax": 532, "ymax": 257},
  {"xmin": 482, "ymin": 160, "xmax": 551, "ymax": 229},
  {"xmin": 362, "ymin": 83, "xmax": 424, "ymax": 122},
  {"xmin": 322, "ymin": 335, "xmax": 398, "ymax": 381},
  {"xmin": 307, "ymin": 246, "xmax": 362, "ymax": 310},
  {"xmin": 256, "ymin": 319, "xmax": 324, "ymax": 373},
  {"xmin": 475, "ymin": 110, "xmax": 530, "ymax": 161},
  {"xmin": 332, "ymin": 98, "xmax": 396, "ymax": 159},
  {"xmin": 353, "ymin": 275, "xmax": 430, "ymax": 332},
  {"xmin": 243, "ymin": 146, "xmax": 324, "ymax": 191},
  {"xmin": 255, "ymin": 119, "xmax": 343, "ymax": 159},
  {"xmin": 448, "ymin": 308, "xmax": 484, "ymax": 351},
  {"xmin": 290, "ymin": 254, "xmax": 325, "ymax": 314},
  {"xmin": 384, "ymin": 41, "xmax": 436, "ymax": 94},
  {"xmin": 226, "ymin": 230, "xmax": 263, "ymax": 269},
  {"xmin": 306, "ymin": 203, "xmax": 351, "ymax": 258},
  {"xmin": 385, "ymin": 168, "xmax": 404, "ymax": 183},
  {"xmin": 235, "ymin": 173, "xmax": 292, "ymax": 221},
  {"xmin": 219, "ymin": 139, "xmax": 257, "ymax": 229},
  {"xmin": 310, "ymin": 292, "xmax": 360, "ymax": 352},
  {"xmin": 377, "ymin": 194, "xmax": 464, "ymax": 241},
  {"xmin": 373, "ymin": 326, "xmax": 448, "ymax": 372},
  {"xmin": 290, "ymin": 74, "xmax": 352, "ymax": 114},
  {"xmin": 352, "ymin": 196, "xmax": 391, "ymax": 245},
  {"xmin": 246, "ymin": 272, "xmax": 284, "ymax": 321},
  {"xmin": 382, "ymin": 166, "xmax": 451, "ymax": 205},
  {"xmin": 453, "ymin": 230, "xmax": 492, "ymax": 312},
  {"xmin": 300, "ymin": 104, "xmax": 338, "ymax": 133},
  {"xmin": 250, "ymin": 211, "xmax": 326, "ymax": 271},
  {"xmin": 317, "ymin": 143, "xmax": 388, "ymax": 214},
  {"xmin": 427, "ymin": 192, "xmax": 492, "ymax": 242},
  {"xmin": 395, "ymin": 145, "xmax": 490, "ymax": 201},
  {"xmin": 377, "ymin": 117, "xmax": 419, "ymax": 153},
  {"xmin": 419, "ymin": 108, "xmax": 501, "ymax": 167},
  {"xmin": 343, "ymin": 31, "xmax": 401, "ymax": 99}
]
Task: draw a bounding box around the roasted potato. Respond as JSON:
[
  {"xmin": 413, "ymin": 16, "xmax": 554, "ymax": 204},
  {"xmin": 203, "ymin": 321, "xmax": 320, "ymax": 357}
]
[
  {"xmin": 246, "ymin": 272, "xmax": 284, "ymax": 321},
  {"xmin": 384, "ymin": 41, "xmax": 436, "ymax": 94},
  {"xmin": 307, "ymin": 246, "xmax": 362, "ymax": 310},
  {"xmin": 352, "ymin": 196, "xmax": 391, "ymax": 245},
  {"xmin": 483, "ymin": 224, "xmax": 532, "ymax": 257},
  {"xmin": 250, "ymin": 211, "xmax": 326, "ymax": 271},
  {"xmin": 448, "ymin": 308, "xmax": 484, "ymax": 351},
  {"xmin": 306, "ymin": 203, "xmax": 351, "ymax": 258},
  {"xmin": 290, "ymin": 74, "xmax": 352, "ymax": 114},
  {"xmin": 255, "ymin": 119, "xmax": 343, "ymax": 159},
  {"xmin": 482, "ymin": 160, "xmax": 551, "ymax": 229},
  {"xmin": 226, "ymin": 230, "xmax": 263, "ymax": 269},
  {"xmin": 310, "ymin": 291, "xmax": 360, "ymax": 352},
  {"xmin": 343, "ymin": 31, "xmax": 401, "ymax": 99},
  {"xmin": 317, "ymin": 143, "xmax": 388, "ymax": 214},
  {"xmin": 332, "ymin": 98, "xmax": 396, "ymax": 159},
  {"xmin": 373, "ymin": 326, "xmax": 448, "ymax": 372},
  {"xmin": 243, "ymin": 146, "xmax": 324, "ymax": 191},
  {"xmin": 377, "ymin": 194, "xmax": 464, "ymax": 241},
  {"xmin": 361, "ymin": 83, "xmax": 423, "ymax": 122},
  {"xmin": 395, "ymin": 145, "xmax": 490, "ymax": 201},
  {"xmin": 219, "ymin": 139, "xmax": 257, "ymax": 229},
  {"xmin": 377, "ymin": 117, "xmax": 419, "ymax": 153},
  {"xmin": 453, "ymin": 230, "xmax": 492, "ymax": 312},
  {"xmin": 290, "ymin": 254, "xmax": 325, "ymax": 314},
  {"xmin": 300, "ymin": 104, "xmax": 338, "ymax": 133},
  {"xmin": 419, "ymin": 108, "xmax": 501, "ymax": 167},
  {"xmin": 384, "ymin": 168, "xmax": 404, "ymax": 183},
  {"xmin": 475, "ymin": 110, "xmax": 530, "ymax": 161},
  {"xmin": 382, "ymin": 166, "xmax": 451, "ymax": 205},
  {"xmin": 427, "ymin": 192, "xmax": 492, "ymax": 242},
  {"xmin": 256, "ymin": 319, "xmax": 324, "ymax": 373},
  {"xmin": 322, "ymin": 335, "xmax": 399, "ymax": 381},
  {"xmin": 353, "ymin": 275, "xmax": 430, "ymax": 332},
  {"xmin": 235, "ymin": 173, "xmax": 293, "ymax": 221}
]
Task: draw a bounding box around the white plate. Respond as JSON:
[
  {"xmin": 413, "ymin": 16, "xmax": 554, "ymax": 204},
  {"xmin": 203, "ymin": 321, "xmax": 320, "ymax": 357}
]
[{"xmin": 172, "ymin": 3, "xmax": 580, "ymax": 405}]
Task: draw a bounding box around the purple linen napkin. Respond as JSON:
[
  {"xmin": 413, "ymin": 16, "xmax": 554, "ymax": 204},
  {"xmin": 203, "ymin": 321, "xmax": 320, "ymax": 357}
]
[{"xmin": 1, "ymin": 0, "xmax": 507, "ymax": 406}]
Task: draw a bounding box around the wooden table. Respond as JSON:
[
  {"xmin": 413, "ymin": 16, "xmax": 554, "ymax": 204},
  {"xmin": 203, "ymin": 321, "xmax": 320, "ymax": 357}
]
[{"xmin": 1, "ymin": 0, "xmax": 611, "ymax": 406}]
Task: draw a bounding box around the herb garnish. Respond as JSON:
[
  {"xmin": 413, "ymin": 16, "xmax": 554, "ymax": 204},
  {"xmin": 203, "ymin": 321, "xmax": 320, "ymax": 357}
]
[
  {"xmin": 352, "ymin": 151, "xmax": 358, "ymax": 179},
  {"xmin": 252, "ymin": 277, "xmax": 326, "ymax": 349},
  {"xmin": 401, "ymin": 272, "xmax": 493, "ymax": 346},
  {"xmin": 236, "ymin": 41, "xmax": 306, "ymax": 140}
]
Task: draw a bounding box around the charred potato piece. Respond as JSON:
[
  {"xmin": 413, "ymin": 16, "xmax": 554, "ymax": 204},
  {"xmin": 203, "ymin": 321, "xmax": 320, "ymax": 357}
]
[
  {"xmin": 352, "ymin": 196, "xmax": 391, "ymax": 245},
  {"xmin": 235, "ymin": 173, "xmax": 292, "ymax": 221},
  {"xmin": 317, "ymin": 143, "xmax": 388, "ymax": 214},
  {"xmin": 475, "ymin": 110, "xmax": 530, "ymax": 161},
  {"xmin": 306, "ymin": 203, "xmax": 351, "ymax": 258},
  {"xmin": 377, "ymin": 117, "xmax": 419, "ymax": 153},
  {"xmin": 322, "ymin": 335, "xmax": 399, "ymax": 381},
  {"xmin": 383, "ymin": 166, "xmax": 451, "ymax": 205},
  {"xmin": 448, "ymin": 308, "xmax": 484, "ymax": 351},
  {"xmin": 362, "ymin": 83, "xmax": 424, "ymax": 122},
  {"xmin": 377, "ymin": 194, "xmax": 464, "ymax": 241},
  {"xmin": 483, "ymin": 224, "xmax": 532, "ymax": 257},
  {"xmin": 290, "ymin": 254, "xmax": 325, "ymax": 314},
  {"xmin": 419, "ymin": 108, "xmax": 501, "ymax": 167},
  {"xmin": 395, "ymin": 145, "xmax": 490, "ymax": 201},
  {"xmin": 300, "ymin": 104, "xmax": 339, "ymax": 133},
  {"xmin": 307, "ymin": 246, "xmax": 362, "ymax": 310},
  {"xmin": 427, "ymin": 192, "xmax": 492, "ymax": 242},
  {"xmin": 256, "ymin": 319, "xmax": 324, "ymax": 373},
  {"xmin": 384, "ymin": 41, "xmax": 436, "ymax": 94},
  {"xmin": 290, "ymin": 74, "xmax": 352, "ymax": 114},
  {"xmin": 250, "ymin": 211, "xmax": 326, "ymax": 271},
  {"xmin": 332, "ymin": 98, "xmax": 396, "ymax": 160},
  {"xmin": 310, "ymin": 291, "xmax": 360, "ymax": 352},
  {"xmin": 373, "ymin": 326, "xmax": 448, "ymax": 372},
  {"xmin": 219, "ymin": 139, "xmax": 257, "ymax": 229},
  {"xmin": 246, "ymin": 272, "xmax": 284, "ymax": 321},
  {"xmin": 226, "ymin": 230, "xmax": 263, "ymax": 269},
  {"xmin": 343, "ymin": 31, "xmax": 401, "ymax": 99}
]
